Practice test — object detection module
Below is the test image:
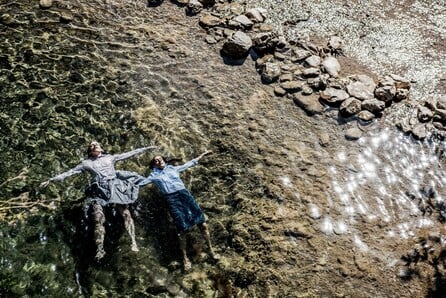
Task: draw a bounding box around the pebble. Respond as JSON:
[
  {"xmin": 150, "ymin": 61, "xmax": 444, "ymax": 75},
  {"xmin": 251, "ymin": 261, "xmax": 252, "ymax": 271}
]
[{"xmin": 39, "ymin": 0, "xmax": 53, "ymax": 9}]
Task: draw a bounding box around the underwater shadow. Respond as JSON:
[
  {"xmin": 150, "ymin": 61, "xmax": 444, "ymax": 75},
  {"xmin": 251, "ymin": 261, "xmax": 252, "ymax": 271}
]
[
  {"xmin": 147, "ymin": 0, "xmax": 164, "ymax": 7},
  {"xmin": 136, "ymin": 190, "xmax": 183, "ymax": 268},
  {"xmin": 56, "ymin": 201, "xmax": 128, "ymax": 295},
  {"xmin": 426, "ymin": 248, "xmax": 446, "ymax": 298}
]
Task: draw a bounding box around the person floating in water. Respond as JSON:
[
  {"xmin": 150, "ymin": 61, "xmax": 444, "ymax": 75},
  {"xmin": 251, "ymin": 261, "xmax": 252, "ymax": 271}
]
[
  {"xmin": 40, "ymin": 141, "xmax": 157, "ymax": 260},
  {"xmin": 138, "ymin": 150, "xmax": 219, "ymax": 271}
]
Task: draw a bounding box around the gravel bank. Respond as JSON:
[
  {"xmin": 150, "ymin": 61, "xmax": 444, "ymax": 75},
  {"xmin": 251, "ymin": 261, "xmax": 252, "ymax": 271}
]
[{"xmin": 245, "ymin": 0, "xmax": 445, "ymax": 105}]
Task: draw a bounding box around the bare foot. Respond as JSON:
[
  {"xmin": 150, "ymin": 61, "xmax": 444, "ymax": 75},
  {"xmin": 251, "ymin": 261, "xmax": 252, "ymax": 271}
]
[
  {"xmin": 210, "ymin": 253, "xmax": 221, "ymax": 261},
  {"xmin": 131, "ymin": 243, "xmax": 139, "ymax": 252},
  {"xmin": 183, "ymin": 258, "xmax": 192, "ymax": 272},
  {"xmin": 95, "ymin": 248, "xmax": 105, "ymax": 261}
]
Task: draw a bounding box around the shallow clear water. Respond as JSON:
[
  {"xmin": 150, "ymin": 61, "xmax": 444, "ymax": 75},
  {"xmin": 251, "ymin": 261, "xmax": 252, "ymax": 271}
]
[{"xmin": 1, "ymin": 0, "xmax": 445, "ymax": 297}]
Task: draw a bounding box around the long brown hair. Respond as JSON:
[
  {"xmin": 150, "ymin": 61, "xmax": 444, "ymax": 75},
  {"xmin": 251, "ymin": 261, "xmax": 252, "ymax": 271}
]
[{"xmin": 86, "ymin": 141, "xmax": 104, "ymax": 158}]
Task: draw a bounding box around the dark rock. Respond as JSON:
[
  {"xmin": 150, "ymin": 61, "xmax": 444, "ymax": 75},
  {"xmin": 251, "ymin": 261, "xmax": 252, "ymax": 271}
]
[
  {"xmin": 417, "ymin": 106, "xmax": 433, "ymax": 122},
  {"xmin": 221, "ymin": 31, "xmax": 252, "ymax": 59},
  {"xmin": 340, "ymin": 97, "xmax": 362, "ymax": 117},
  {"xmin": 395, "ymin": 88, "xmax": 409, "ymax": 101},
  {"xmin": 361, "ymin": 98, "xmax": 385, "ymax": 114},
  {"xmin": 260, "ymin": 62, "xmax": 281, "ymax": 84},
  {"xmin": 252, "ymin": 31, "xmax": 279, "ymax": 54},
  {"xmin": 374, "ymin": 85, "xmax": 396, "ymax": 103},
  {"xmin": 199, "ymin": 0, "xmax": 216, "ymax": 6}
]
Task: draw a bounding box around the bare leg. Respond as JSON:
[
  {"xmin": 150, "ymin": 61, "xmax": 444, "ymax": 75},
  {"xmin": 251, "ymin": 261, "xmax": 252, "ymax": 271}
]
[
  {"xmin": 92, "ymin": 204, "xmax": 106, "ymax": 260},
  {"xmin": 118, "ymin": 205, "xmax": 139, "ymax": 252},
  {"xmin": 199, "ymin": 223, "xmax": 220, "ymax": 260},
  {"xmin": 178, "ymin": 231, "xmax": 191, "ymax": 271}
]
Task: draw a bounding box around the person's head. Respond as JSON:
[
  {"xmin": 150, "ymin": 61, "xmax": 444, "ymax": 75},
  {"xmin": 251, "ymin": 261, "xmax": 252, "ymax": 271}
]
[
  {"xmin": 150, "ymin": 155, "xmax": 166, "ymax": 169},
  {"xmin": 87, "ymin": 141, "xmax": 104, "ymax": 158},
  {"xmin": 149, "ymin": 155, "xmax": 182, "ymax": 169}
]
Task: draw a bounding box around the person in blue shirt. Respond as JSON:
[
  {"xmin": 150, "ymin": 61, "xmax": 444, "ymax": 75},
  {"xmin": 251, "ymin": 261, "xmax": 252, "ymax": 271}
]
[{"xmin": 139, "ymin": 150, "xmax": 219, "ymax": 271}]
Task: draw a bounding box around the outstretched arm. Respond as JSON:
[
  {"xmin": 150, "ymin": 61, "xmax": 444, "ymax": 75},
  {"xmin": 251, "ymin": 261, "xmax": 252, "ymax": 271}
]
[
  {"xmin": 40, "ymin": 164, "xmax": 84, "ymax": 188},
  {"xmin": 175, "ymin": 150, "xmax": 213, "ymax": 172},
  {"xmin": 195, "ymin": 150, "xmax": 212, "ymax": 161},
  {"xmin": 113, "ymin": 146, "xmax": 158, "ymax": 162},
  {"xmin": 138, "ymin": 176, "xmax": 154, "ymax": 187}
]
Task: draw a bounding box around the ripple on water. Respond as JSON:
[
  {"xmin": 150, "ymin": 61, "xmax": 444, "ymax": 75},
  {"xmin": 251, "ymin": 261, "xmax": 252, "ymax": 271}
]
[{"xmin": 322, "ymin": 128, "xmax": 446, "ymax": 251}]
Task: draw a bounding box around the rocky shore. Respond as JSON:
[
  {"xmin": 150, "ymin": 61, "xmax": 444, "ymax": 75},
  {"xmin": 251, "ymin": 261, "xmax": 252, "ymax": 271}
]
[{"xmin": 159, "ymin": 0, "xmax": 445, "ymax": 141}]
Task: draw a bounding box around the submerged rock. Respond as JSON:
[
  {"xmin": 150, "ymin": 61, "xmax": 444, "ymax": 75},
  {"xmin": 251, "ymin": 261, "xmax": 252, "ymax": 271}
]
[{"xmin": 39, "ymin": 0, "xmax": 53, "ymax": 9}]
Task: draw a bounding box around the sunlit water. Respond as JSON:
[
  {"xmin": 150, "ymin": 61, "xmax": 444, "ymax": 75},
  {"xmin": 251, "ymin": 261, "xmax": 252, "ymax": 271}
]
[{"xmin": 318, "ymin": 128, "xmax": 445, "ymax": 250}]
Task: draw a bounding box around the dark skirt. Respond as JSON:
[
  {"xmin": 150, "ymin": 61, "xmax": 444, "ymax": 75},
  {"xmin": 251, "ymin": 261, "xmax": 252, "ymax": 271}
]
[
  {"xmin": 164, "ymin": 189, "xmax": 205, "ymax": 232},
  {"xmin": 85, "ymin": 171, "xmax": 145, "ymax": 206}
]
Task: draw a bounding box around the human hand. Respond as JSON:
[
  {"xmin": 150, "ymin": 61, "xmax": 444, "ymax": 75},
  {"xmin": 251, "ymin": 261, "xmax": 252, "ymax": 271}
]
[
  {"xmin": 198, "ymin": 150, "xmax": 212, "ymax": 160},
  {"xmin": 40, "ymin": 180, "xmax": 50, "ymax": 188}
]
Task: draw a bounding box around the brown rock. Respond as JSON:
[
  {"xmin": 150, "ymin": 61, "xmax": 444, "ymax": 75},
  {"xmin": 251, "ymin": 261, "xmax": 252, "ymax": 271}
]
[
  {"xmin": 292, "ymin": 93, "xmax": 324, "ymax": 115},
  {"xmin": 345, "ymin": 127, "xmax": 362, "ymax": 140},
  {"xmin": 199, "ymin": 14, "xmax": 223, "ymax": 28}
]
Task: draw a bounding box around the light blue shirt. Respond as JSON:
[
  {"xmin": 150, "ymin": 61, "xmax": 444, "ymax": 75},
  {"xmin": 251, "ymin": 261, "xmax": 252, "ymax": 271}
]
[{"xmin": 138, "ymin": 159, "xmax": 198, "ymax": 194}]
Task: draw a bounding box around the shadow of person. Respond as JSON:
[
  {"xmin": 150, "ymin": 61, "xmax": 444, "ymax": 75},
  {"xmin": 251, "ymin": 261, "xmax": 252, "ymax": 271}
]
[
  {"xmin": 147, "ymin": 0, "xmax": 164, "ymax": 7},
  {"xmin": 137, "ymin": 191, "xmax": 179, "ymax": 264},
  {"xmin": 55, "ymin": 202, "xmax": 127, "ymax": 296}
]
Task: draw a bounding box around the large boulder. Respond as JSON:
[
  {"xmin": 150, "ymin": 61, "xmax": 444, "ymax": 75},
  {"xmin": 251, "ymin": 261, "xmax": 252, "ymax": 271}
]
[
  {"xmin": 417, "ymin": 106, "xmax": 433, "ymax": 123},
  {"xmin": 320, "ymin": 87, "xmax": 349, "ymax": 106},
  {"xmin": 252, "ymin": 31, "xmax": 279, "ymax": 54},
  {"xmin": 361, "ymin": 98, "xmax": 385, "ymax": 114},
  {"xmin": 340, "ymin": 97, "xmax": 362, "ymax": 117},
  {"xmin": 346, "ymin": 75, "xmax": 375, "ymax": 100},
  {"xmin": 245, "ymin": 8, "xmax": 268, "ymax": 23},
  {"xmin": 228, "ymin": 15, "xmax": 254, "ymax": 29},
  {"xmin": 260, "ymin": 62, "xmax": 281, "ymax": 84},
  {"xmin": 322, "ymin": 56, "xmax": 341, "ymax": 77},
  {"xmin": 293, "ymin": 93, "xmax": 325, "ymax": 115},
  {"xmin": 374, "ymin": 85, "xmax": 396, "ymax": 103},
  {"xmin": 221, "ymin": 31, "xmax": 252, "ymax": 59}
]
